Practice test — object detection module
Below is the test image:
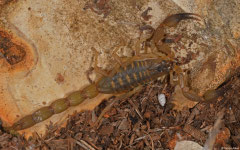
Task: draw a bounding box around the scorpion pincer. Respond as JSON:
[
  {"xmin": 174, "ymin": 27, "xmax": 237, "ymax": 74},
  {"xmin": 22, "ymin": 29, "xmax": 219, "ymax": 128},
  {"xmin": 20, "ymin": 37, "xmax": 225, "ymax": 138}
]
[{"xmin": 6, "ymin": 13, "xmax": 217, "ymax": 132}]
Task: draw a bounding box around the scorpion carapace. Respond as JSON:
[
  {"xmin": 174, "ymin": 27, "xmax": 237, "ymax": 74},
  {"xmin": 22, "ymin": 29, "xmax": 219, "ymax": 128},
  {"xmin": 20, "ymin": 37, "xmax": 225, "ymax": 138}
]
[{"xmin": 6, "ymin": 13, "xmax": 216, "ymax": 132}]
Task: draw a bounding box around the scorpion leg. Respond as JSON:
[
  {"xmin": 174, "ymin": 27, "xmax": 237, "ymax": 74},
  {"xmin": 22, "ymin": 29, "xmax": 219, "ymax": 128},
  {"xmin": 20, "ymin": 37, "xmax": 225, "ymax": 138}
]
[
  {"xmin": 135, "ymin": 38, "xmax": 142, "ymax": 56},
  {"xmin": 178, "ymin": 73, "xmax": 204, "ymax": 102},
  {"xmin": 177, "ymin": 72, "xmax": 223, "ymax": 102},
  {"xmin": 92, "ymin": 47, "xmax": 111, "ymax": 77},
  {"xmin": 169, "ymin": 65, "xmax": 205, "ymax": 102},
  {"xmin": 135, "ymin": 37, "xmax": 150, "ymax": 56},
  {"xmin": 93, "ymin": 85, "xmax": 143, "ymax": 127},
  {"xmin": 111, "ymin": 41, "xmax": 126, "ymax": 67},
  {"xmin": 92, "ymin": 41, "xmax": 127, "ymax": 77},
  {"xmin": 110, "ymin": 40, "xmax": 157, "ymax": 69}
]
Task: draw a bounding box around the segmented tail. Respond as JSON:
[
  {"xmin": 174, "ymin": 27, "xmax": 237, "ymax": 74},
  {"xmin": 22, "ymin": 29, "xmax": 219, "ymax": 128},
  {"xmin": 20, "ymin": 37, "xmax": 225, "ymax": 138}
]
[{"xmin": 8, "ymin": 84, "xmax": 98, "ymax": 131}]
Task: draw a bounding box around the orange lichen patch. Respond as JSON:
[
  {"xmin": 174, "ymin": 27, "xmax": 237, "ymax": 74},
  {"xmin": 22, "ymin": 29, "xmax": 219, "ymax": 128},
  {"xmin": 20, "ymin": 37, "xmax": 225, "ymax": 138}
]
[
  {"xmin": 0, "ymin": 87, "xmax": 21, "ymax": 128},
  {"xmin": 231, "ymin": 23, "xmax": 240, "ymax": 39},
  {"xmin": 215, "ymin": 127, "xmax": 231, "ymax": 147},
  {"xmin": 0, "ymin": 30, "xmax": 26, "ymax": 65},
  {"xmin": 168, "ymin": 135, "xmax": 178, "ymax": 150},
  {"xmin": 167, "ymin": 132, "xmax": 190, "ymax": 150},
  {"xmin": 0, "ymin": 28, "xmax": 35, "ymax": 74},
  {"xmin": 0, "ymin": 28, "xmax": 35, "ymax": 129}
]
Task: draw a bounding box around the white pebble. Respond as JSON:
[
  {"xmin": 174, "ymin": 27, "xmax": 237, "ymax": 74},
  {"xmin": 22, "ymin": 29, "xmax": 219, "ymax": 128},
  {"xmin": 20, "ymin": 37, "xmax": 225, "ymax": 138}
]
[{"xmin": 158, "ymin": 94, "xmax": 166, "ymax": 107}]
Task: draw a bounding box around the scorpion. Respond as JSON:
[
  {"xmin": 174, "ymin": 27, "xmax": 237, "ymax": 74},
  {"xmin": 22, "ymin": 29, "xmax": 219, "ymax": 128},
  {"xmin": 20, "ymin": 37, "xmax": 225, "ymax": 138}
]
[{"xmin": 5, "ymin": 13, "xmax": 221, "ymax": 132}]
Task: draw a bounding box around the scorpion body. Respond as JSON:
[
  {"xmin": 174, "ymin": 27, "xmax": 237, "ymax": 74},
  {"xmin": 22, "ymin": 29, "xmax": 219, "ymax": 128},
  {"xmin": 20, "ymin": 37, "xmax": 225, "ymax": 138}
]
[
  {"xmin": 10, "ymin": 58, "xmax": 173, "ymax": 130},
  {"xmin": 97, "ymin": 59, "xmax": 173, "ymax": 93},
  {"xmin": 7, "ymin": 13, "xmax": 218, "ymax": 132}
]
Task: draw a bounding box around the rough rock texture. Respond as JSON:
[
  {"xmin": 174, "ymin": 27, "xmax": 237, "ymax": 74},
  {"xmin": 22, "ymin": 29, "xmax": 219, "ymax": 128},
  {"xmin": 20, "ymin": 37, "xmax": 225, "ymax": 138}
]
[{"xmin": 0, "ymin": 0, "xmax": 239, "ymax": 137}]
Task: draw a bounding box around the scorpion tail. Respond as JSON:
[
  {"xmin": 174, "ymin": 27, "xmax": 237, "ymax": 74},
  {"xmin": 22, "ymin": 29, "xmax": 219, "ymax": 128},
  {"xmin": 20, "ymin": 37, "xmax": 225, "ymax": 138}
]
[{"xmin": 7, "ymin": 84, "xmax": 98, "ymax": 131}]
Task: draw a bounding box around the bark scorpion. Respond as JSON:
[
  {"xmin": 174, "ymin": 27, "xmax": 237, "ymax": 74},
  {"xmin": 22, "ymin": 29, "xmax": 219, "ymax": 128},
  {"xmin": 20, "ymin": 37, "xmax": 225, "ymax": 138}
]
[{"xmin": 6, "ymin": 13, "xmax": 221, "ymax": 132}]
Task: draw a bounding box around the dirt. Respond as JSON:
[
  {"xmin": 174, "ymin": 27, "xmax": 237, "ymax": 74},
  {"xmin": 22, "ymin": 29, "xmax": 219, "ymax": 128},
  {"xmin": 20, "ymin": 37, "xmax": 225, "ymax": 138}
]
[{"xmin": 0, "ymin": 68, "xmax": 239, "ymax": 149}]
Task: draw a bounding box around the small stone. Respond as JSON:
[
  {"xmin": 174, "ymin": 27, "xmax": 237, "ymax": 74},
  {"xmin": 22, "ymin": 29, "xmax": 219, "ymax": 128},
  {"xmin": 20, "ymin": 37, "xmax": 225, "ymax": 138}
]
[{"xmin": 158, "ymin": 93, "xmax": 166, "ymax": 106}]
